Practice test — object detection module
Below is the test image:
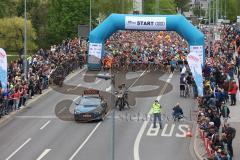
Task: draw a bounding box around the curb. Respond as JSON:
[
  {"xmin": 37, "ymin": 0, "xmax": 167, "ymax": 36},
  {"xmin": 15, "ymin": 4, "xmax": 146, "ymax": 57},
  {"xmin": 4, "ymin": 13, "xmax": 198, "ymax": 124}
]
[
  {"xmin": 0, "ymin": 67, "xmax": 86, "ymax": 125},
  {"xmin": 193, "ymin": 124, "xmax": 204, "ymax": 160}
]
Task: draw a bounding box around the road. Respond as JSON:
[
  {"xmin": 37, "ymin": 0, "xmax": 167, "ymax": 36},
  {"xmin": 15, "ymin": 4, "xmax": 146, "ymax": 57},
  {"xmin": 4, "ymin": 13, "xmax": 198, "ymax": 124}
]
[{"xmin": 0, "ymin": 68, "xmax": 198, "ymax": 160}]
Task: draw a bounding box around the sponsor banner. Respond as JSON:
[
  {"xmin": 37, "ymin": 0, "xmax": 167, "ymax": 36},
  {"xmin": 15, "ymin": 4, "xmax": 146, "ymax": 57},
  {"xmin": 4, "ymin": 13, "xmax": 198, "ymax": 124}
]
[
  {"xmin": 190, "ymin": 45, "xmax": 204, "ymax": 66},
  {"xmin": 0, "ymin": 48, "xmax": 8, "ymax": 90},
  {"xmin": 187, "ymin": 52, "xmax": 204, "ymax": 96},
  {"xmin": 88, "ymin": 43, "xmax": 102, "ymax": 64},
  {"xmin": 125, "ymin": 16, "xmax": 166, "ymax": 30}
]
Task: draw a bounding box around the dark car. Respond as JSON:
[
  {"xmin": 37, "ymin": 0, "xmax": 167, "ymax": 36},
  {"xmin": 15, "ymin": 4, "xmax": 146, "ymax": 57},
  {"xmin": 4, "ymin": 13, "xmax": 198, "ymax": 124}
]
[{"xmin": 74, "ymin": 89, "xmax": 108, "ymax": 122}]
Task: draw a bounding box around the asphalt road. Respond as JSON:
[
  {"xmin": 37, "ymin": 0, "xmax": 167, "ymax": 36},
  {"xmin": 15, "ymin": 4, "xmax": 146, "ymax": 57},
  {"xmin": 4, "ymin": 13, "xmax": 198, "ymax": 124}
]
[{"xmin": 0, "ymin": 68, "xmax": 198, "ymax": 160}]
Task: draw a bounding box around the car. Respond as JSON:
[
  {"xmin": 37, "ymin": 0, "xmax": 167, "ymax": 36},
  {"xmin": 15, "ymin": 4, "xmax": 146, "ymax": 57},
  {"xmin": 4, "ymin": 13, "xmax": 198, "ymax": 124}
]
[{"xmin": 74, "ymin": 89, "xmax": 108, "ymax": 122}]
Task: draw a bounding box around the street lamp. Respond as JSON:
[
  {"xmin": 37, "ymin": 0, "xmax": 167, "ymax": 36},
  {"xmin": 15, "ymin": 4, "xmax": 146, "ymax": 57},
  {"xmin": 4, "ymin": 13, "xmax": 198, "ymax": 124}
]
[
  {"xmin": 24, "ymin": 0, "xmax": 27, "ymax": 80},
  {"xmin": 90, "ymin": 0, "xmax": 92, "ymax": 31}
]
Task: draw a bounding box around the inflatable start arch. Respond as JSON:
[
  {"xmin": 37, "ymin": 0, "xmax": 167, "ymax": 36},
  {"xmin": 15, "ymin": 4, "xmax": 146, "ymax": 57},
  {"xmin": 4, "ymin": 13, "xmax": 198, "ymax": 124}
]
[{"xmin": 87, "ymin": 14, "xmax": 204, "ymax": 96}]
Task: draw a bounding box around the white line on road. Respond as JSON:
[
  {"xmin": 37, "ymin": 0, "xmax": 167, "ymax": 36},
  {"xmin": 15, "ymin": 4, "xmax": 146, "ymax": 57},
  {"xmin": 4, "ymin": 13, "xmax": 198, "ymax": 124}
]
[
  {"xmin": 15, "ymin": 116, "xmax": 57, "ymax": 119},
  {"xmin": 6, "ymin": 138, "xmax": 31, "ymax": 160},
  {"xmin": 67, "ymin": 83, "xmax": 82, "ymax": 91},
  {"xmin": 106, "ymin": 86, "xmax": 111, "ymax": 92},
  {"xmin": 129, "ymin": 69, "xmax": 147, "ymax": 88},
  {"xmin": 36, "ymin": 149, "xmax": 51, "ymax": 160},
  {"xmin": 40, "ymin": 120, "xmax": 51, "ymax": 130},
  {"xmin": 95, "ymin": 79, "xmax": 101, "ymax": 84},
  {"xmin": 65, "ymin": 67, "xmax": 86, "ymax": 81},
  {"xmin": 57, "ymin": 107, "xmax": 67, "ymax": 114},
  {"xmin": 134, "ymin": 73, "xmax": 173, "ymax": 160},
  {"xmin": 73, "ymin": 96, "xmax": 80, "ymax": 102},
  {"xmin": 69, "ymin": 122, "xmax": 102, "ymax": 160}
]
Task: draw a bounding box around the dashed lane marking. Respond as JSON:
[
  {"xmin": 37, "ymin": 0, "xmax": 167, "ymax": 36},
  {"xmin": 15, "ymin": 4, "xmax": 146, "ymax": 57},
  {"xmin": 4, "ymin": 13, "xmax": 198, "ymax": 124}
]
[
  {"xmin": 6, "ymin": 138, "xmax": 31, "ymax": 160},
  {"xmin": 40, "ymin": 120, "xmax": 51, "ymax": 130},
  {"xmin": 36, "ymin": 149, "xmax": 51, "ymax": 160}
]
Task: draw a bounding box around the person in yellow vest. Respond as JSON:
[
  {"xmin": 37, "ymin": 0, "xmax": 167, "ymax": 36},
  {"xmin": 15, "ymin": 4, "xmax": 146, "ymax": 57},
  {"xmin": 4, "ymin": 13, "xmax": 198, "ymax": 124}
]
[{"xmin": 151, "ymin": 100, "xmax": 163, "ymax": 129}]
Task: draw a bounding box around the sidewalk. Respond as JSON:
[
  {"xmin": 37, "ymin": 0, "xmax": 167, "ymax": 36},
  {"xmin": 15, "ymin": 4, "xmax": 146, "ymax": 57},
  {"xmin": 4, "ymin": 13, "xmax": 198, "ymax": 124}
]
[{"xmin": 193, "ymin": 92, "xmax": 240, "ymax": 160}]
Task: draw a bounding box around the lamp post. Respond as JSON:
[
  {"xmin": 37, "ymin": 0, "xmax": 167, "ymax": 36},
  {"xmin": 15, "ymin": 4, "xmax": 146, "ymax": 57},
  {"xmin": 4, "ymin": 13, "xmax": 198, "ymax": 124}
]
[
  {"xmin": 90, "ymin": 0, "xmax": 92, "ymax": 31},
  {"xmin": 24, "ymin": 0, "xmax": 27, "ymax": 80}
]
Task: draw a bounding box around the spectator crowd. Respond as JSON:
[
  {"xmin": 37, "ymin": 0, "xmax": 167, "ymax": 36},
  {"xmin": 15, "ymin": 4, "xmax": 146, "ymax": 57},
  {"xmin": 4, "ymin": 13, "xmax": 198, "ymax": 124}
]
[
  {"xmin": 196, "ymin": 24, "xmax": 240, "ymax": 160},
  {"xmin": 0, "ymin": 38, "xmax": 87, "ymax": 118}
]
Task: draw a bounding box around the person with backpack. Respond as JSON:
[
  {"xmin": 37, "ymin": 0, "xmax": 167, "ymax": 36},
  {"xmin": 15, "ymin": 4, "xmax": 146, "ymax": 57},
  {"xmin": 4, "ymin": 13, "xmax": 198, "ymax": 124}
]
[{"xmin": 221, "ymin": 104, "xmax": 230, "ymax": 123}]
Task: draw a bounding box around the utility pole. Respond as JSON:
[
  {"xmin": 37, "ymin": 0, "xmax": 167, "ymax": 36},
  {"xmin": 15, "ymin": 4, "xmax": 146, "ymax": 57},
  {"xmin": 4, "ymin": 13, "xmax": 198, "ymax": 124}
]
[
  {"xmin": 208, "ymin": 0, "xmax": 211, "ymax": 24},
  {"xmin": 24, "ymin": 0, "xmax": 27, "ymax": 80},
  {"xmin": 208, "ymin": 0, "xmax": 211, "ymax": 57},
  {"xmin": 212, "ymin": 0, "xmax": 215, "ymax": 24},
  {"xmin": 155, "ymin": 0, "xmax": 160, "ymax": 14},
  {"xmin": 224, "ymin": 0, "xmax": 226, "ymax": 20},
  {"xmin": 220, "ymin": 0, "xmax": 222, "ymax": 19},
  {"xmin": 89, "ymin": 0, "xmax": 92, "ymax": 31},
  {"xmin": 216, "ymin": 0, "xmax": 218, "ymax": 24}
]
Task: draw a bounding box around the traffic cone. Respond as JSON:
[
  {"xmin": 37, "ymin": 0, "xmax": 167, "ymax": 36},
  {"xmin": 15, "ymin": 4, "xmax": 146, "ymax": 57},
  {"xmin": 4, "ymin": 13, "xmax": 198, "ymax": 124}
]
[{"xmin": 186, "ymin": 127, "xmax": 192, "ymax": 138}]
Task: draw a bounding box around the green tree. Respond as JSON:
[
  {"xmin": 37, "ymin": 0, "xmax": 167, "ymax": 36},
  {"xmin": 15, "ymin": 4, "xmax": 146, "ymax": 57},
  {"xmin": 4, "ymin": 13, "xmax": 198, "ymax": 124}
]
[
  {"xmin": 16, "ymin": 0, "xmax": 50, "ymax": 48},
  {"xmin": 174, "ymin": 0, "xmax": 190, "ymax": 14},
  {"xmin": 47, "ymin": 0, "xmax": 90, "ymax": 45},
  {"xmin": 143, "ymin": 0, "xmax": 176, "ymax": 14},
  {"xmin": 0, "ymin": 17, "xmax": 37, "ymax": 55},
  {"xmin": 210, "ymin": 0, "xmax": 240, "ymax": 22},
  {"xmin": 0, "ymin": 0, "xmax": 20, "ymax": 18},
  {"xmin": 91, "ymin": 0, "xmax": 133, "ymax": 27},
  {"xmin": 192, "ymin": 6, "xmax": 205, "ymax": 18}
]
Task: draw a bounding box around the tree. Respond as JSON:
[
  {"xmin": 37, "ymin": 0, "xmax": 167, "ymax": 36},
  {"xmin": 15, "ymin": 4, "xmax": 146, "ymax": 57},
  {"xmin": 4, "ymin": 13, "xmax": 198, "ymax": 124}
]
[
  {"xmin": 192, "ymin": 6, "xmax": 206, "ymax": 18},
  {"xmin": 16, "ymin": 0, "xmax": 50, "ymax": 48},
  {"xmin": 143, "ymin": 0, "xmax": 176, "ymax": 14},
  {"xmin": 91, "ymin": 0, "xmax": 133, "ymax": 27},
  {"xmin": 0, "ymin": 17, "xmax": 37, "ymax": 55},
  {"xmin": 0, "ymin": 0, "xmax": 20, "ymax": 18},
  {"xmin": 210, "ymin": 0, "xmax": 240, "ymax": 22},
  {"xmin": 174, "ymin": 0, "xmax": 191, "ymax": 14},
  {"xmin": 47, "ymin": 0, "xmax": 90, "ymax": 45}
]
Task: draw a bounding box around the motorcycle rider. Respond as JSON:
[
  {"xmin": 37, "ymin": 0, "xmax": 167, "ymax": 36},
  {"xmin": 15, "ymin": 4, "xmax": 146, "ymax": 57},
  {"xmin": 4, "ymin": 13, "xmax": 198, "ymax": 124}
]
[
  {"xmin": 122, "ymin": 83, "xmax": 130, "ymax": 108},
  {"xmin": 115, "ymin": 83, "xmax": 130, "ymax": 110},
  {"xmin": 172, "ymin": 102, "xmax": 184, "ymax": 121}
]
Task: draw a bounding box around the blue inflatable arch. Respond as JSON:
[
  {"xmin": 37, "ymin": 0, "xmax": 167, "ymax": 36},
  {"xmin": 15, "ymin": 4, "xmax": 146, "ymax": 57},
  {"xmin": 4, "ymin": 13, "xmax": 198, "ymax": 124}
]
[{"xmin": 88, "ymin": 14, "xmax": 205, "ymax": 95}]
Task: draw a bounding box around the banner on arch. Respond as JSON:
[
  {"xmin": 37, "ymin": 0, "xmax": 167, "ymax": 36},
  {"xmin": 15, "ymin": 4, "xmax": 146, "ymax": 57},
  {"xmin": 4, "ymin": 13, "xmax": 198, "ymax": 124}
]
[{"xmin": 0, "ymin": 48, "xmax": 8, "ymax": 91}]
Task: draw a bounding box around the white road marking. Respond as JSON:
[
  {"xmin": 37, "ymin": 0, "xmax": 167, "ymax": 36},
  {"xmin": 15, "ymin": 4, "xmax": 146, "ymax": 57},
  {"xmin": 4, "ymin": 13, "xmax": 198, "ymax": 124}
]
[
  {"xmin": 69, "ymin": 122, "xmax": 102, "ymax": 160},
  {"xmin": 15, "ymin": 116, "xmax": 57, "ymax": 119},
  {"xmin": 67, "ymin": 83, "xmax": 82, "ymax": 91},
  {"xmin": 106, "ymin": 86, "xmax": 111, "ymax": 92},
  {"xmin": 40, "ymin": 120, "xmax": 51, "ymax": 130},
  {"xmin": 161, "ymin": 124, "xmax": 175, "ymax": 137},
  {"xmin": 65, "ymin": 67, "xmax": 86, "ymax": 81},
  {"xmin": 176, "ymin": 124, "xmax": 189, "ymax": 138},
  {"xmin": 146, "ymin": 124, "xmax": 160, "ymax": 136},
  {"xmin": 95, "ymin": 79, "xmax": 101, "ymax": 84},
  {"xmin": 134, "ymin": 73, "xmax": 173, "ymax": 160},
  {"xmin": 129, "ymin": 69, "xmax": 147, "ymax": 88},
  {"xmin": 57, "ymin": 107, "xmax": 67, "ymax": 114},
  {"xmin": 36, "ymin": 149, "xmax": 51, "ymax": 160},
  {"xmin": 6, "ymin": 138, "xmax": 31, "ymax": 160},
  {"xmin": 73, "ymin": 96, "xmax": 80, "ymax": 102}
]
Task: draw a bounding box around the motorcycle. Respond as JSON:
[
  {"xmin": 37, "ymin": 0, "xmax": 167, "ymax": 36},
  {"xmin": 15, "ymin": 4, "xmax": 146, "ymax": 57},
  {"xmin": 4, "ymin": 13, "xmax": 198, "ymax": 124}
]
[{"xmin": 115, "ymin": 90, "xmax": 128, "ymax": 111}]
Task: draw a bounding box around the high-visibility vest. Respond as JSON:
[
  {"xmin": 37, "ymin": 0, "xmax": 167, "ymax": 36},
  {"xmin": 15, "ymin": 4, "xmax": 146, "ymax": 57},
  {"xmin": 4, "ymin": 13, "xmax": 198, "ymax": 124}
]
[{"xmin": 152, "ymin": 102, "xmax": 161, "ymax": 113}]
